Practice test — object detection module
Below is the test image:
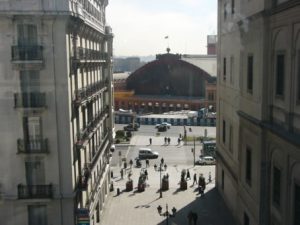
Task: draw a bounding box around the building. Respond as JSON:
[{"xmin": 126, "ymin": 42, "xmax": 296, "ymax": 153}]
[
  {"xmin": 113, "ymin": 57, "xmax": 145, "ymax": 73},
  {"xmin": 217, "ymin": 1, "xmax": 300, "ymax": 225},
  {"xmin": 114, "ymin": 52, "xmax": 217, "ymax": 115},
  {"xmin": 0, "ymin": 0, "xmax": 114, "ymax": 225}
]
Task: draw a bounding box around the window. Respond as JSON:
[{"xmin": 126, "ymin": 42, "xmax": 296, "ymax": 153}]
[
  {"xmin": 28, "ymin": 205, "xmax": 47, "ymax": 225},
  {"xmin": 295, "ymin": 184, "xmax": 300, "ymax": 225},
  {"xmin": 275, "ymin": 53, "xmax": 285, "ymax": 96},
  {"xmin": 244, "ymin": 212, "xmax": 250, "ymax": 225},
  {"xmin": 229, "ymin": 125, "xmax": 233, "ymax": 153},
  {"xmin": 231, "ymin": 0, "xmax": 235, "ymax": 14},
  {"xmin": 247, "ymin": 55, "xmax": 253, "ymax": 93},
  {"xmin": 230, "ymin": 56, "xmax": 234, "ymax": 84},
  {"xmin": 298, "ymin": 51, "xmax": 300, "ymax": 101},
  {"xmin": 221, "ymin": 170, "xmax": 225, "ymax": 190},
  {"xmin": 245, "ymin": 147, "xmax": 252, "ymax": 185},
  {"xmin": 25, "ymin": 161, "xmax": 45, "ymax": 185},
  {"xmin": 223, "ymin": 57, "xmax": 227, "ymax": 81},
  {"xmin": 273, "ymin": 166, "xmax": 281, "ymax": 206},
  {"xmin": 23, "ymin": 116, "xmax": 42, "ymax": 142},
  {"xmin": 20, "ymin": 71, "xmax": 40, "ymax": 93},
  {"xmin": 18, "ymin": 24, "xmax": 37, "ymax": 46},
  {"xmin": 222, "ymin": 120, "xmax": 226, "ymax": 143}
]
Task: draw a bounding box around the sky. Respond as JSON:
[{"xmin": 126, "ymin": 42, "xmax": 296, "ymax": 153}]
[{"xmin": 106, "ymin": 0, "xmax": 217, "ymax": 57}]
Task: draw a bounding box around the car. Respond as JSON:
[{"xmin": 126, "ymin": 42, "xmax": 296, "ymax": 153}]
[
  {"xmin": 196, "ymin": 156, "xmax": 216, "ymax": 165},
  {"xmin": 138, "ymin": 148, "xmax": 159, "ymax": 159},
  {"xmin": 155, "ymin": 122, "xmax": 171, "ymax": 129},
  {"xmin": 128, "ymin": 122, "xmax": 140, "ymax": 128},
  {"xmin": 123, "ymin": 125, "xmax": 137, "ymax": 131},
  {"xmin": 161, "ymin": 122, "xmax": 171, "ymax": 128},
  {"xmin": 157, "ymin": 124, "xmax": 167, "ymax": 132}
]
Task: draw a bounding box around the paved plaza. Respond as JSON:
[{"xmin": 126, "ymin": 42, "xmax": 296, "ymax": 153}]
[{"xmin": 100, "ymin": 125, "xmax": 236, "ymax": 225}]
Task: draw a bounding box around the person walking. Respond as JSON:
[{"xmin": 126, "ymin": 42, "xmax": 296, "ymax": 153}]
[
  {"xmin": 177, "ymin": 137, "xmax": 180, "ymax": 145},
  {"xmin": 198, "ymin": 173, "xmax": 206, "ymax": 196},
  {"xmin": 164, "ymin": 137, "xmax": 167, "ymax": 144},
  {"xmin": 120, "ymin": 169, "xmax": 123, "ymax": 179},
  {"xmin": 193, "ymin": 173, "xmax": 197, "ymax": 186},
  {"xmin": 129, "ymin": 159, "xmax": 133, "ymax": 168},
  {"xmin": 149, "ymin": 138, "xmax": 152, "ymax": 145},
  {"xmin": 146, "ymin": 159, "xmax": 149, "ymax": 167},
  {"xmin": 144, "ymin": 169, "xmax": 148, "ymax": 180},
  {"xmin": 161, "ymin": 157, "xmax": 164, "ymax": 165},
  {"xmin": 186, "ymin": 169, "xmax": 191, "ymax": 180},
  {"xmin": 168, "ymin": 137, "xmax": 171, "ymax": 145}
]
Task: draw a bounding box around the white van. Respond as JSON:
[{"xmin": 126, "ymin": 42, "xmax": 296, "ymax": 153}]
[{"xmin": 138, "ymin": 148, "xmax": 159, "ymax": 159}]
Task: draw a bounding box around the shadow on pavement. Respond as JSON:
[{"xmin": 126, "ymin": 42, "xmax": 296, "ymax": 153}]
[{"xmin": 156, "ymin": 188, "xmax": 236, "ymax": 225}]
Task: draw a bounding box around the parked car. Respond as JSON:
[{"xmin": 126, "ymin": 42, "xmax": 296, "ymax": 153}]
[
  {"xmin": 157, "ymin": 124, "xmax": 167, "ymax": 132},
  {"xmin": 196, "ymin": 156, "xmax": 216, "ymax": 165},
  {"xmin": 138, "ymin": 148, "xmax": 159, "ymax": 159},
  {"xmin": 161, "ymin": 122, "xmax": 171, "ymax": 128},
  {"xmin": 128, "ymin": 122, "xmax": 140, "ymax": 128},
  {"xmin": 123, "ymin": 124, "xmax": 138, "ymax": 131},
  {"xmin": 155, "ymin": 122, "xmax": 171, "ymax": 129}
]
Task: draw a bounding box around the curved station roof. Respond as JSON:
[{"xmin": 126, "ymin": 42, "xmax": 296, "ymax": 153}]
[{"xmin": 126, "ymin": 53, "xmax": 216, "ymax": 98}]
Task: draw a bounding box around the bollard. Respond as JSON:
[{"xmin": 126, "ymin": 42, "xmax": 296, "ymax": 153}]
[{"xmin": 117, "ymin": 188, "xmax": 120, "ymax": 195}]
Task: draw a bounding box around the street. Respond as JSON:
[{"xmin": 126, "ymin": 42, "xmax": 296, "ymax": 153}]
[{"xmin": 99, "ymin": 125, "xmax": 235, "ymax": 225}]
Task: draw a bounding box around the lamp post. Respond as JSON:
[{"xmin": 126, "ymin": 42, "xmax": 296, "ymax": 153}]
[
  {"xmin": 191, "ymin": 136, "xmax": 196, "ymax": 166},
  {"xmin": 157, "ymin": 204, "xmax": 177, "ymax": 225},
  {"xmin": 159, "ymin": 163, "xmax": 162, "ymax": 198}
]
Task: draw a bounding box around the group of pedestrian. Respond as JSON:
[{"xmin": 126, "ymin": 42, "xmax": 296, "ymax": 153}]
[{"xmin": 164, "ymin": 137, "xmax": 171, "ymax": 145}]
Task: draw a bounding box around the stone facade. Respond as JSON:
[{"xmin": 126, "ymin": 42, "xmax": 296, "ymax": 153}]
[
  {"xmin": 0, "ymin": 0, "xmax": 113, "ymax": 225},
  {"xmin": 217, "ymin": 0, "xmax": 300, "ymax": 225}
]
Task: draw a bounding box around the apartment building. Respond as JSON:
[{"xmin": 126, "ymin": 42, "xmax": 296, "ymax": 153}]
[
  {"xmin": 217, "ymin": 0, "xmax": 300, "ymax": 225},
  {"xmin": 0, "ymin": 0, "xmax": 114, "ymax": 224}
]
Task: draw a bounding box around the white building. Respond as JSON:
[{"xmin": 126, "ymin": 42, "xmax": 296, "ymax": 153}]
[
  {"xmin": 217, "ymin": 1, "xmax": 300, "ymax": 225},
  {"xmin": 0, "ymin": 0, "xmax": 114, "ymax": 224}
]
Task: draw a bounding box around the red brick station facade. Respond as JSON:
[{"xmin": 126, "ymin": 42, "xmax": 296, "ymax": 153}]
[{"xmin": 113, "ymin": 53, "xmax": 216, "ymax": 114}]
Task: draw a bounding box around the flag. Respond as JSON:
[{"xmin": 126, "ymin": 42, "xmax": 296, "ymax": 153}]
[{"xmin": 164, "ymin": 36, "xmax": 169, "ymax": 39}]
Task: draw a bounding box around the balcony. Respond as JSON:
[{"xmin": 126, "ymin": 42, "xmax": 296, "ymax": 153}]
[
  {"xmin": 11, "ymin": 45, "xmax": 44, "ymax": 70},
  {"xmin": 74, "ymin": 80, "xmax": 107, "ymax": 105},
  {"xmin": 14, "ymin": 92, "xmax": 46, "ymax": 109},
  {"xmin": 17, "ymin": 139, "xmax": 48, "ymax": 154},
  {"xmin": 75, "ymin": 47, "xmax": 108, "ymax": 61},
  {"xmin": 18, "ymin": 184, "xmax": 53, "ymax": 199}
]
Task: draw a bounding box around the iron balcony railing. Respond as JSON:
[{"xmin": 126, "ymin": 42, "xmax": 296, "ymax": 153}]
[
  {"xmin": 76, "ymin": 47, "xmax": 108, "ymax": 61},
  {"xmin": 76, "ymin": 110, "xmax": 108, "ymax": 146},
  {"xmin": 17, "ymin": 139, "xmax": 49, "ymax": 154},
  {"xmin": 11, "ymin": 45, "xmax": 43, "ymax": 61},
  {"xmin": 18, "ymin": 184, "xmax": 53, "ymax": 199},
  {"xmin": 14, "ymin": 92, "xmax": 46, "ymax": 108},
  {"xmin": 74, "ymin": 80, "xmax": 108, "ymax": 104}
]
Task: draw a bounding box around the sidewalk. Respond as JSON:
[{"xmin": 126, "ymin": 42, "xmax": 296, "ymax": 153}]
[{"xmin": 100, "ymin": 164, "xmax": 236, "ymax": 225}]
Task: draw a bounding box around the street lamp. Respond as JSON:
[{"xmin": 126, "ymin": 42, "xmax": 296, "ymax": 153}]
[
  {"xmin": 159, "ymin": 163, "xmax": 163, "ymax": 198},
  {"xmin": 157, "ymin": 204, "xmax": 176, "ymax": 225},
  {"xmin": 191, "ymin": 136, "xmax": 196, "ymax": 166}
]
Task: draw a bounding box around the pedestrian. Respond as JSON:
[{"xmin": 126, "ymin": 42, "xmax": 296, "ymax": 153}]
[
  {"xmin": 186, "ymin": 169, "xmax": 190, "ymax": 180},
  {"xmin": 146, "ymin": 159, "xmax": 149, "ymax": 167},
  {"xmin": 192, "ymin": 212, "xmax": 198, "ymax": 225},
  {"xmin": 144, "ymin": 169, "xmax": 148, "ymax": 180},
  {"xmin": 161, "ymin": 157, "xmax": 164, "ymax": 165},
  {"xmin": 124, "ymin": 161, "xmax": 127, "ymax": 170},
  {"xmin": 120, "ymin": 169, "xmax": 123, "ymax": 179},
  {"xmin": 129, "ymin": 159, "xmax": 133, "ymax": 168},
  {"xmin": 164, "ymin": 137, "xmax": 167, "ymax": 144},
  {"xmin": 149, "ymin": 138, "xmax": 152, "ymax": 145},
  {"xmin": 193, "ymin": 173, "xmax": 197, "ymax": 185},
  {"xmin": 168, "ymin": 137, "xmax": 171, "ymax": 145},
  {"xmin": 179, "ymin": 133, "xmax": 182, "ymax": 139},
  {"xmin": 198, "ymin": 173, "xmax": 206, "ymax": 196}
]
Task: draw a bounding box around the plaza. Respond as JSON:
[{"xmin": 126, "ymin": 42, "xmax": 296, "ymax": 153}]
[{"xmin": 99, "ymin": 125, "xmax": 236, "ymax": 225}]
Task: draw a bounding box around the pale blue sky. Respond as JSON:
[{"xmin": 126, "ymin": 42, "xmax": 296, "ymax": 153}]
[{"xmin": 107, "ymin": 0, "xmax": 217, "ymax": 57}]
